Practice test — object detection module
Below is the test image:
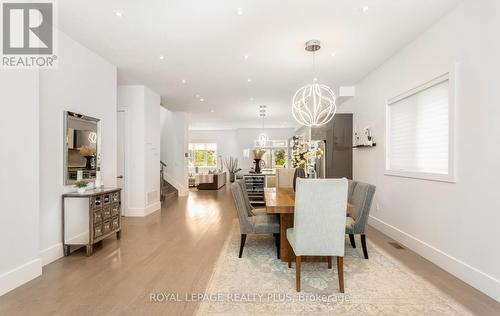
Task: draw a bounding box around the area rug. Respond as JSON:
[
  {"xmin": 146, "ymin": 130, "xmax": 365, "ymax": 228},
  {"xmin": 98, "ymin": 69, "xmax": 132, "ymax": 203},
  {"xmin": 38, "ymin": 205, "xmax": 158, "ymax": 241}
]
[{"xmin": 195, "ymin": 222, "xmax": 471, "ymax": 315}]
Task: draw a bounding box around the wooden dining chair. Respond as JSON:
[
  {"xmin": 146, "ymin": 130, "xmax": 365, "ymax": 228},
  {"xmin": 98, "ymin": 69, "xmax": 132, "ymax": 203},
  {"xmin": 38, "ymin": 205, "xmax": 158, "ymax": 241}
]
[{"xmin": 286, "ymin": 178, "xmax": 348, "ymax": 293}]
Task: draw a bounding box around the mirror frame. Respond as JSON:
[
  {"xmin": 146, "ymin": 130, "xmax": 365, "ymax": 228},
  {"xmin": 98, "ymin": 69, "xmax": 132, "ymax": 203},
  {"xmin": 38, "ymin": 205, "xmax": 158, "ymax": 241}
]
[{"xmin": 63, "ymin": 111, "xmax": 102, "ymax": 185}]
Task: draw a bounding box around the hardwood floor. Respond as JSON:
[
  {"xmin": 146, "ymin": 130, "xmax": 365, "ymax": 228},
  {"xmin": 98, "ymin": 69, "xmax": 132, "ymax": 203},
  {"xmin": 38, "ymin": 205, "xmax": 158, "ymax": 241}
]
[
  {"xmin": 0, "ymin": 188, "xmax": 235, "ymax": 316},
  {"xmin": 0, "ymin": 186, "xmax": 499, "ymax": 315}
]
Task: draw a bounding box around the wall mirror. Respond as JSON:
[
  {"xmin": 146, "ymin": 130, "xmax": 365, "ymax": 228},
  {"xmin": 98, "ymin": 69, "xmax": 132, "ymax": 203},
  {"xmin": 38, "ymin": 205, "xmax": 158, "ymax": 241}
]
[{"xmin": 64, "ymin": 111, "xmax": 101, "ymax": 185}]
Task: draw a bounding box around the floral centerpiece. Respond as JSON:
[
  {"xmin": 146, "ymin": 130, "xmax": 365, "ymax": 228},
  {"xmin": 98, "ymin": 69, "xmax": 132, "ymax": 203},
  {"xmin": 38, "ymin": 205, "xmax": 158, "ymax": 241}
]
[{"xmin": 292, "ymin": 143, "xmax": 324, "ymax": 175}]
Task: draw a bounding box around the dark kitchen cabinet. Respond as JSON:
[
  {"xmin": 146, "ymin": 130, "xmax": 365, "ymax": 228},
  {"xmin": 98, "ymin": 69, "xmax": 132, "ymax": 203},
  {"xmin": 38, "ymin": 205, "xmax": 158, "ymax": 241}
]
[{"xmin": 312, "ymin": 113, "xmax": 353, "ymax": 179}]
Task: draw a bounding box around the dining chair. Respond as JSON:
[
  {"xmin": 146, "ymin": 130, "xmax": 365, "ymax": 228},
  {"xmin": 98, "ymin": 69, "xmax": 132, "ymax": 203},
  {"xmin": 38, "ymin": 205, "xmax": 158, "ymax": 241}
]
[
  {"xmin": 276, "ymin": 168, "xmax": 296, "ymax": 188},
  {"xmin": 346, "ymin": 180, "xmax": 376, "ymax": 259},
  {"xmin": 230, "ymin": 182, "xmax": 280, "ymax": 258},
  {"xmin": 286, "ymin": 178, "xmax": 348, "ymax": 292},
  {"xmin": 237, "ymin": 179, "xmax": 267, "ymax": 216}
]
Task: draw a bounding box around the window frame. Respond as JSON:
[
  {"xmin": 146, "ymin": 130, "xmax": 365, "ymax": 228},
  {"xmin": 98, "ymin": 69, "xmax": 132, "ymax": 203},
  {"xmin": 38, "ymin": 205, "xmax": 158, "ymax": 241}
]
[
  {"xmin": 385, "ymin": 72, "xmax": 456, "ymax": 183},
  {"xmin": 188, "ymin": 143, "xmax": 218, "ymax": 168}
]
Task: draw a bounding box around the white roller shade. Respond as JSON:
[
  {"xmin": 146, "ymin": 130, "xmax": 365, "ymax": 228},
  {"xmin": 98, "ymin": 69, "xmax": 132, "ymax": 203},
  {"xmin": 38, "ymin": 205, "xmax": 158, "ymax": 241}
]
[{"xmin": 387, "ymin": 77, "xmax": 449, "ymax": 175}]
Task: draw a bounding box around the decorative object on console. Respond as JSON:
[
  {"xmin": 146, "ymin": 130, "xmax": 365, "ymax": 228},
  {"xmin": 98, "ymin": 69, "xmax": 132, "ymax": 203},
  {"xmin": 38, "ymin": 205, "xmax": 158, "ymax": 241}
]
[
  {"xmin": 75, "ymin": 180, "xmax": 88, "ymax": 193},
  {"xmin": 95, "ymin": 168, "xmax": 102, "ymax": 188},
  {"xmin": 224, "ymin": 157, "xmax": 242, "ymax": 183},
  {"xmin": 292, "ymin": 40, "xmax": 336, "ymax": 127},
  {"xmin": 252, "ymin": 148, "xmax": 266, "ymax": 174}
]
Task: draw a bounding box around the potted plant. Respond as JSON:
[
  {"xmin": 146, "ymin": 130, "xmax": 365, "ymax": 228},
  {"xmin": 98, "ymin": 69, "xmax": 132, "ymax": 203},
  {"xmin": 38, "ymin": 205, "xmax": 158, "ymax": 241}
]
[
  {"xmin": 75, "ymin": 180, "xmax": 88, "ymax": 193},
  {"xmin": 224, "ymin": 157, "xmax": 241, "ymax": 182}
]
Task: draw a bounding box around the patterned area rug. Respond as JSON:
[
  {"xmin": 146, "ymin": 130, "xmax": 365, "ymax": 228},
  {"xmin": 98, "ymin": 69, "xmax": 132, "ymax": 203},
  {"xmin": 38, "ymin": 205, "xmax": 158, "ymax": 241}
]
[{"xmin": 196, "ymin": 222, "xmax": 471, "ymax": 315}]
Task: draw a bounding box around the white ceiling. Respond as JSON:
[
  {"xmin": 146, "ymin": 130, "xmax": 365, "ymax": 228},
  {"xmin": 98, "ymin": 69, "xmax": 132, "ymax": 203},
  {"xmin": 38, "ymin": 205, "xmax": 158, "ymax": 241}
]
[{"xmin": 58, "ymin": 0, "xmax": 461, "ymax": 130}]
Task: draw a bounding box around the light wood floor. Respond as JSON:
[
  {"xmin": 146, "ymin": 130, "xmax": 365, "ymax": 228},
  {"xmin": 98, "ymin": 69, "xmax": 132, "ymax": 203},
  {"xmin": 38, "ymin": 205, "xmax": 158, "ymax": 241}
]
[{"xmin": 0, "ymin": 186, "xmax": 499, "ymax": 315}]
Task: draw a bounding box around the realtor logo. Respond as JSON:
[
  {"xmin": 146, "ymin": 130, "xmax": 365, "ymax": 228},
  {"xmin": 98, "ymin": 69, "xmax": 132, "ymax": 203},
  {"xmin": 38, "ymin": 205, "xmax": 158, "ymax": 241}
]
[{"xmin": 1, "ymin": 0, "xmax": 57, "ymax": 68}]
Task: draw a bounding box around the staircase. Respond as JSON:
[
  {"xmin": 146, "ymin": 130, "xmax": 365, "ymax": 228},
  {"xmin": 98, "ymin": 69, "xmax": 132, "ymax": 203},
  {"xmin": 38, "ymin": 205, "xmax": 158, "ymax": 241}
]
[
  {"xmin": 161, "ymin": 179, "xmax": 178, "ymax": 202},
  {"xmin": 160, "ymin": 161, "xmax": 178, "ymax": 203}
]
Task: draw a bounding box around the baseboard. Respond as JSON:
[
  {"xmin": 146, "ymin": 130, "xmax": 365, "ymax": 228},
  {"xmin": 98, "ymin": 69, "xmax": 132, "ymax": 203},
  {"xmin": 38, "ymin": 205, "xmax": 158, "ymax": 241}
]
[
  {"xmin": 39, "ymin": 243, "xmax": 63, "ymax": 266},
  {"xmin": 126, "ymin": 201, "xmax": 161, "ymax": 217},
  {"xmin": 369, "ymin": 215, "xmax": 500, "ymax": 302},
  {"xmin": 145, "ymin": 201, "xmax": 161, "ymax": 216},
  {"xmin": 0, "ymin": 258, "xmax": 42, "ymax": 296}
]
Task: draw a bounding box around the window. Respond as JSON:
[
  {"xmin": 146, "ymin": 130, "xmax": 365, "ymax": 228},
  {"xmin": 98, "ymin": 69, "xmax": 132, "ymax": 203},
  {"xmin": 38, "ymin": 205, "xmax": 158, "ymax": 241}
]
[
  {"xmin": 386, "ymin": 73, "xmax": 454, "ymax": 182},
  {"xmin": 261, "ymin": 148, "xmax": 287, "ymax": 168},
  {"xmin": 188, "ymin": 143, "xmax": 217, "ymax": 167},
  {"xmin": 253, "ymin": 139, "xmax": 288, "ymax": 168}
]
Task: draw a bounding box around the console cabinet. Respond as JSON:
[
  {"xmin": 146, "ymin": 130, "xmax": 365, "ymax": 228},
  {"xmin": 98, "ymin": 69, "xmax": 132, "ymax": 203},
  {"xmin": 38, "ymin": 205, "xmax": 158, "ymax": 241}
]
[{"xmin": 62, "ymin": 187, "xmax": 122, "ymax": 256}]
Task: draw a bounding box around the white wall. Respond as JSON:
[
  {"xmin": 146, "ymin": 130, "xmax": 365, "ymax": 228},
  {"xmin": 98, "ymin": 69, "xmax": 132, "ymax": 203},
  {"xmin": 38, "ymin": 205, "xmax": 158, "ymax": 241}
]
[
  {"xmin": 160, "ymin": 107, "xmax": 189, "ymax": 196},
  {"xmin": 0, "ymin": 71, "xmax": 41, "ymax": 296},
  {"xmin": 118, "ymin": 85, "xmax": 161, "ymax": 215},
  {"xmin": 38, "ymin": 30, "xmax": 117, "ymax": 266},
  {"xmin": 343, "ymin": 0, "xmax": 500, "ymax": 301}
]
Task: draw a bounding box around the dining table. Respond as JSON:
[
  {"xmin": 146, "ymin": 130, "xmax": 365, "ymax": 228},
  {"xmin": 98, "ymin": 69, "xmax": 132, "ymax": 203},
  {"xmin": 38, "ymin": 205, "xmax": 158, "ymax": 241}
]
[{"xmin": 264, "ymin": 187, "xmax": 354, "ymax": 262}]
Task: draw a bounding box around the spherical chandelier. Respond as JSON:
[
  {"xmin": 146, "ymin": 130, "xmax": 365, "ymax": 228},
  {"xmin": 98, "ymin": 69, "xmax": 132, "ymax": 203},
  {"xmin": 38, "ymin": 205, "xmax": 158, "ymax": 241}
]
[{"xmin": 292, "ymin": 40, "xmax": 337, "ymax": 127}]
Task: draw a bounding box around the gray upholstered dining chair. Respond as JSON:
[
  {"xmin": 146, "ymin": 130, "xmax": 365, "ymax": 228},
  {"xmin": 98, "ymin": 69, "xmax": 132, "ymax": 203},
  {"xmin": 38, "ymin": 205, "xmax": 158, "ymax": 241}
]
[
  {"xmin": 230, "ymin": 182, "xmax": 280, "ymax": 258},
  {"xmin": 286, "ymin": 178, "xmax": 348, "ymax": 293},
  {"xmin": 346, "ymin": 180, "xmax": 376, "ymax": 259},
  {"xmin": 236, "ymin": 179, "xmax": 267, "ymax": 216}
]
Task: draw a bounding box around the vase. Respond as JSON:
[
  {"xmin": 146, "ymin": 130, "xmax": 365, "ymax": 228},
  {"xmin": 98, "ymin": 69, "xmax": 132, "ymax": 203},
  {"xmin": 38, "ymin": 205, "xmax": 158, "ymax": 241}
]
[
  {"xmin": 254, "ymin": 159, "xmax": 262, "ymax": 173},
  {"xmin": 308, "ymin": 169, "xmax": 317, "ymax": 179},
  {"xmin": 77, "ymin": 187, "xmax": 86, "ymax": 194},
  {"xmin": 84, "ymin": 156, "xmax": 93, "ymax": 169},
  {"xmin": 229, "ymin": 172, "xmax": 235, "ymax": 182},
  {"xmin": 293, "ymin": 167, "xmax": 306, "ymax": 191}
]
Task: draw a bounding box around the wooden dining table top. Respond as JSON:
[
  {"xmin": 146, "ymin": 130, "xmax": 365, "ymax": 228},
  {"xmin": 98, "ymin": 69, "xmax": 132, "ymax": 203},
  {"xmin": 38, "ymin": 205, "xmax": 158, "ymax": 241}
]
[{"xmin": 264, "ymin": 187, "xmax": 354, "ymax": 214}]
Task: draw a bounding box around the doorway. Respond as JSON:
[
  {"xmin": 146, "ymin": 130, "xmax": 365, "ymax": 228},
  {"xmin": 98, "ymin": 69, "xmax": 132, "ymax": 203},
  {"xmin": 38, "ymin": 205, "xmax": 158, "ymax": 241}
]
[{"xmin": 117, "ymin": 109, "xmax": 128, "ymax": 216}]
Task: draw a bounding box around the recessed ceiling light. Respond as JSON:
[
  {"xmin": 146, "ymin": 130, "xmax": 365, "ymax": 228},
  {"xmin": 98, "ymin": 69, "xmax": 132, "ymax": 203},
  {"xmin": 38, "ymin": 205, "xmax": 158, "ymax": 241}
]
[
  {"xmin": 210, "ymin": 109, "xmax": 215, "ymax": 113},
  {"xmin": 195, "ymin": 94, "xmax": 200, "ymax": 98},
  {"xmin": 199, "ymin": 98, "xmax": 205, "ymax": 102},
  {"xmin": 247, "ymin": 78, "xmax": 252, "ymax": 83},
  {"xmin": 331, "ymin": 52, "xmax": 336, "ymax": 57},
  {"xmin": 362, "ymin": 6, "xmax": 369, "ymax": 12},
  {"xmin": 236, "ymin": 8, "xmax": 244, "ymax": 15},
  {"xmin": 114, "ymin": 10, "xmax": 123, "ymax": 17},
  {"xmin": 159, "ymin": 55, "xmax": 165, "ymax": 60},
  {"xmin": 250, "ymin": 97, "xmax": 254, "ymax": 102},
  {"xmin": 181, "ymin": 79, "xmax": 186, "ymax": 84},
  {"xmin": 244, "ymin": 54, "xmax": 249, "ymax": 60}
]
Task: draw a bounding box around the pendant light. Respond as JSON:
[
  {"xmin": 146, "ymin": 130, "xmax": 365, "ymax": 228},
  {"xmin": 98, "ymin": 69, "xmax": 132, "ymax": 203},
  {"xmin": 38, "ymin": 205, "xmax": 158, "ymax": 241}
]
[
  {"xmin": 292, "ymin": 40, "xmax": 337, "ymax": 127},
  {"xmin": 258, "ymin": 105, "xmax": 268, "ymax": 147}
]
